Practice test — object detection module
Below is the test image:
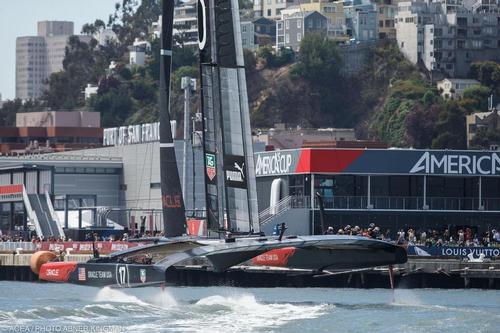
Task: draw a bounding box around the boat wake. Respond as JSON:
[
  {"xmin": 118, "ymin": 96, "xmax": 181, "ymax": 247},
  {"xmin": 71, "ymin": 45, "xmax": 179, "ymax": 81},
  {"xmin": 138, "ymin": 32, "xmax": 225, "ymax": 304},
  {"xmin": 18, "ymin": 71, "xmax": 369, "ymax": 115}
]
[{"xmin": 1, "ymin": 283, "xmax": 499, "ymax": 333}]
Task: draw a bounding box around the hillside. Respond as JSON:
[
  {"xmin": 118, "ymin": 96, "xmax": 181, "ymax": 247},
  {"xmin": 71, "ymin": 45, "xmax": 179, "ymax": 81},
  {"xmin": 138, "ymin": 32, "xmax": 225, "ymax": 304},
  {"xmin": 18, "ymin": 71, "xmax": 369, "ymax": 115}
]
[{"xmin": 1, "ymin": 0, "xmax": 499, "ymax": 150}]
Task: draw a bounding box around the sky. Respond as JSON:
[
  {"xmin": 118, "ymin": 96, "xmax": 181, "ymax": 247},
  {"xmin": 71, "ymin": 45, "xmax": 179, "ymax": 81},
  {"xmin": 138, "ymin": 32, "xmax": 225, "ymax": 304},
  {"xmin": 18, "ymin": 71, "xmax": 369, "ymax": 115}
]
[{"xmin": 0, "ymin": 0, "xmax": 120, "ymax": 101}]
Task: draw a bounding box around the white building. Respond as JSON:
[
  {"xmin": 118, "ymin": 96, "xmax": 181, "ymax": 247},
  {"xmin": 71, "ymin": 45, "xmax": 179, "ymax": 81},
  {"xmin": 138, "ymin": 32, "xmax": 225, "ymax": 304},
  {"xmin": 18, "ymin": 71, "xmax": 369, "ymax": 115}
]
[
  {"xmin": 437, "ymin": 78, "xmax": 480, "ymax": 99},
  {"xmin": 84, "ymin": 84, "xmax": 99, "ymax": 100},
  {"xmin": 16, "ymin": 21, "xmax": 91, "ymax": 100},
  {"xmin": 129, "ymin": 39, "xmax": 151, "ymax": 66}
]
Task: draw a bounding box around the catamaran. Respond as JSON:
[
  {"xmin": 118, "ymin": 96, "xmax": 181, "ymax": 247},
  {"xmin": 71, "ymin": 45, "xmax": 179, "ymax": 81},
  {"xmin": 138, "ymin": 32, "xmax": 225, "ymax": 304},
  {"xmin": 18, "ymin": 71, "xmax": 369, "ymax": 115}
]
[{"xmin": 32, "ymin": 0, "xmax": 406, "ymax": 287}]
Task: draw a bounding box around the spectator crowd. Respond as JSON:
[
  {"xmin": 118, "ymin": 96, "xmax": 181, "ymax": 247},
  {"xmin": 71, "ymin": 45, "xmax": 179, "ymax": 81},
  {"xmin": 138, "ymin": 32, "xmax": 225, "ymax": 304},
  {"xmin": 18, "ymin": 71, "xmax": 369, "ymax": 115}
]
[{"xmin": 323, "ymin": 224, "xmax": 500, "ymax": 247}]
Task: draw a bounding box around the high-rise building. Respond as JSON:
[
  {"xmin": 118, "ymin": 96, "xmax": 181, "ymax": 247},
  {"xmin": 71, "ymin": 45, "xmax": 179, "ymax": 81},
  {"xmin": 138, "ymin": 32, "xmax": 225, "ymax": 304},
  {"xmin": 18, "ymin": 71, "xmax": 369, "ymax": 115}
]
[
  {"xmin": 395, "ymin": 0, "xmax": 500, "ymax": 79},
  {"xmin": 15, "ymin": 21, "xmax": 90, "ymax": 100}
]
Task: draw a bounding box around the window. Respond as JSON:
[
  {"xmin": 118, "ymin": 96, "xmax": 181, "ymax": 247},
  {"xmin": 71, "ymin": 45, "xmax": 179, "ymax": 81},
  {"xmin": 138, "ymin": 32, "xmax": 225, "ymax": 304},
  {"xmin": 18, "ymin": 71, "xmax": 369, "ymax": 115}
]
[
  {"xmin": 267, "ymin": 9, "xmax": 271, "ymax": 16},
  {"xmin": 242, "ymin": 25, "xmax": 247, "ymax": 32},
  {"xmin": 286, "ymin": 20, "xmax": 289, "ymax": 29},
  {"xmin": 285, "ymin": 33, "xmax": 289, "ymax": 43},
  {"xmin": 242, "ymin": 38, "xmax": 247, "ymax": 45},
  {"xmin": 297, "ymin": 33, "xmax": 301, "ymax": 42},
  {"xmin": 278, "ymin": 22, "xmax": 283, "ymax": 29},
  {"xmin": 297, "ymin": 20, "xmax": 301, "ymax": 28}
]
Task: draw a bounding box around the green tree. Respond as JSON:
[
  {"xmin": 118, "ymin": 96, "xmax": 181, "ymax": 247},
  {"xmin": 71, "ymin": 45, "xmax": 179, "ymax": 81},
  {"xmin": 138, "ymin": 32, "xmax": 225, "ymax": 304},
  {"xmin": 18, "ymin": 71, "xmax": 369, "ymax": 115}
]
[
  {"xmin": 460, "ymin": 85, "xmax": 491, "ymax": 113},
  {"xmin": 431, "ymin": 101, "xmax": 466, "ymax": 149},
  {"xmin": 42, "ymin": 36, "xmax": 96, "ymax": 109},
  {"xmin": 293, "ymin": 32, "xmax": 341, "ymax": 84},
  {"xmin": 405, "ymin": 103, "xmax": 441, "ymax": 148},
  {"xmin": 88, "ymin": 86, "xmax": 134, "ymax": 126},
  {"xmin": 470, "ymin": 127, "xmax": 500, "ymax": 149},
  {"xmin": 469, "ymin": 61, "xmax": 500, "ymax": 89}
]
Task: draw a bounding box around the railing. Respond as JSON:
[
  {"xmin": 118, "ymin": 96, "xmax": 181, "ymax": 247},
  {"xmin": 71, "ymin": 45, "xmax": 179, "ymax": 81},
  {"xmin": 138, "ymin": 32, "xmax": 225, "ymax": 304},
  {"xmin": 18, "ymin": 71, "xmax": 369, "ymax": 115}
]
[
  {"xmin": 259, "ymin": 196, "xmax": 311, "ymax": 226},
  {"xmin": 45, "ymin": 190, "xmax": 65, "ymax": 237},
  {"xmin": 0, "ymin": 242, "xmax": 37, "ymax": 252},
  {"xmin": 259, "ymin": 195, "xmax": 292, "ymax": 226},
  {"xmin": 314, "ymin": 196, "xmax": 500, "ymax": 211}
]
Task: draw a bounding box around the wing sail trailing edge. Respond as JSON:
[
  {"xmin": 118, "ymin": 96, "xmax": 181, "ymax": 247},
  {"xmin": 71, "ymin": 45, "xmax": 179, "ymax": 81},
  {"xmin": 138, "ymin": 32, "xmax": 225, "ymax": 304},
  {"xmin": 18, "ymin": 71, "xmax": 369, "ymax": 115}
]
[{"xmin": 198, "ymin": 0, "xmax": 259, "ymax": 233}]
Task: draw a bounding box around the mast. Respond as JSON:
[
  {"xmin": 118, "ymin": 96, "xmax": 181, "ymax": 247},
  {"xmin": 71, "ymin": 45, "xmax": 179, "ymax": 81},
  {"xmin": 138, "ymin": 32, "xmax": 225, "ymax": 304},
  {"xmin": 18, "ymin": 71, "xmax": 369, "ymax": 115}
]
[
  {"xmin": 159, "ymin": 0, "xmax": 187, "ymax": 237},
  {"xmin": 198, "ymin": 0, "xmax": 260, "ymax": 233}
]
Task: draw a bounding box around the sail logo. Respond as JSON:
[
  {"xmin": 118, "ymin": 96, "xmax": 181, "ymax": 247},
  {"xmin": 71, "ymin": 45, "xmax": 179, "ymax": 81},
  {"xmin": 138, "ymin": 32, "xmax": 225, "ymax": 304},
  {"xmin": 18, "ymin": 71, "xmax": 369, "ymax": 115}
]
[
  {"xmin": 226, "ymin": 162, "xmax": 245, "ymax": 182},
  {"xmin": 162, "ymin": 194, "xmax": 182, "ymax": 208},
  {"xmin": 410, "ymin": 152, "xmax": 500, "ymax": 175},
  {"xmin": 224, "ymin": 155, "xmax": 248, "ymax": 189},
  {"xmin": 140, "ymin": 269, "xmax": 147, "ymax": 283},
  {"xmin": 206, "ymin": 153, "xmax": 216, "ymax": 181}
]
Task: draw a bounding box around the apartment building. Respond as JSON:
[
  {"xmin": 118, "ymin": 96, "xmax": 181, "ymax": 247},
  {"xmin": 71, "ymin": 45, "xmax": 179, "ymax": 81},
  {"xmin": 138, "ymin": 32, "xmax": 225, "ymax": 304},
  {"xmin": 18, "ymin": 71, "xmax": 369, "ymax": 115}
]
[
  {"xmin": 16, "ymin": 21, "xmax": 90, "ymax": 101},
  {"xmin": 173, "ymin": 0, "xmax": 198, "ymax": 46},
  {"xmin": 254, "ymin": 17, "xmax": 277, "ymax": 46},
  {"xmin": 276, "ymin": 11, "xmax": 328, "ymax": 51},
  {"xmin": 343, "ymin": 0, "xmax": 379, "ymax": 41},
  {"xmin": 295, "ymin": 1, "xmax": 349, "ymax": 41},
  {"xmin": 376, "ymin": 0, "xmax": 402, "ymax": 39},
  {"xmin": 260, "ymin": 0, "xmax": 292, "ymax": 19},
  {"xmin": 396, "ymin": 0, "xmax": 500, "ymax": 79}
]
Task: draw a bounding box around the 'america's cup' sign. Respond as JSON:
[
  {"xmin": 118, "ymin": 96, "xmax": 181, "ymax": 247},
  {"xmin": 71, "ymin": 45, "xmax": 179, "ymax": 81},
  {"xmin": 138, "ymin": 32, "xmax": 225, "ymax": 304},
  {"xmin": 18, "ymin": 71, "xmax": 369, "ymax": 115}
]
[
  {"xmin": 410, "ymin": 152, "xmax": 500, "ymax": 175},
  {"xmin": 255, "ymin": 151, "xmax": 295, "ymax": 176},
  {"xmin": 254, "ymin": 149, "xmax": 500, "ymax": 177}
]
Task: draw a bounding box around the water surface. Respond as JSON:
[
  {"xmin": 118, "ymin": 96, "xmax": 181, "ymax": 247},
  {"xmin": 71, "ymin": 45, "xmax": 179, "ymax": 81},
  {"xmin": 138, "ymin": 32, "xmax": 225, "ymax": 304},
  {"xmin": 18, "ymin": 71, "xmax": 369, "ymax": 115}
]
[{"xmin": 0, "ymin": 282, "xmax": 498, "ymax": 332}]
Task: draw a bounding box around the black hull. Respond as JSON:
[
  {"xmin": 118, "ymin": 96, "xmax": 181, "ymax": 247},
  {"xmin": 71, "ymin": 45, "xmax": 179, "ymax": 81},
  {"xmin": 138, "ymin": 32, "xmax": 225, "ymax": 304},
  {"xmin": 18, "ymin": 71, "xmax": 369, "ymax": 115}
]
[{"xmin": 67, "ymin": 263, "xmax": 164, "ymax": 288}]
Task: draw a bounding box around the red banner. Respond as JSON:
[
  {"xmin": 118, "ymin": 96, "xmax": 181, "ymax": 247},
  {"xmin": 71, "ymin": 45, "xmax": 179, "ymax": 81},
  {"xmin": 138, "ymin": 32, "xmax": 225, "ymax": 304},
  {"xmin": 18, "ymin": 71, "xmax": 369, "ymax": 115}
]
[
  {"xmin": 34, "ymin": 241, "xmax": 146, "ymax": 254},
  {"xmin": 0, "ymin": 184, "xmax": 23, "ymax": 202}
]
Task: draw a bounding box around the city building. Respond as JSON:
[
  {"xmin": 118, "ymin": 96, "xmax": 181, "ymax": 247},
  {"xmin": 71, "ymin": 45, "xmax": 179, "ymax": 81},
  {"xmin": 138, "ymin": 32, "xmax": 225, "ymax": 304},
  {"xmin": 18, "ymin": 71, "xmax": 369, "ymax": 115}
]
[
  {"xmin": 173, "ymin": 0, "xmax": 198, "ymax": 46},
  {"xmin": 254, "ymin": 17, "xmax": 277, "ymax": 46},
  {"xmin": 294, "ymin": 1, "xmax": 349, "ymax": 41},
  {"xmin": 241, "ymin": 20, "xmax": 257, "ymax": 50},
  {"xmin": 466, "ymin": 108, "xmax": 500, "ymax": 148},
  {"xmin": 16, "ymin": 21, "xmax": 91, "ymax": 100},
  {"xmin": 0, "ymin": 139, "xmax": 204, "ymax": 239},
  {"xmin": 255, "ymin": 148, "xmax": 500, "ymax": 235},
  {"xmin": 260, "ymin": 0, "xmax": 289, "ymax": 20},
  {"xmin": 254, "ymin": 126, "xmax": 357, "ymax": 149},
  {"xmin": 129, "ymin": 38, "xmax": 151, "ymax": 66},
  {"xmin": 396, "ymin": 0, "xmax": 500, "ymax": 80},
  {"xmin": 343, "ymin": 0, "xmax": 379, "ymax": 41},
  {"xmin": 2, "ymin": 142, "xmax": 499, "ymax": 238},
  {"xmin": 437, "ymin": 78, "xmax": 480, "ymax": 99},
  {"xmin": 0, "ymin": 111, "xmax": 102, "ymax": 154},
  {"xmin": 276, "ymin": 11, "xmax": 328, "ymax": 51},
  {"xmin": 375, "ymin": 0, "xmax": 401, "ymax": 39}
]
